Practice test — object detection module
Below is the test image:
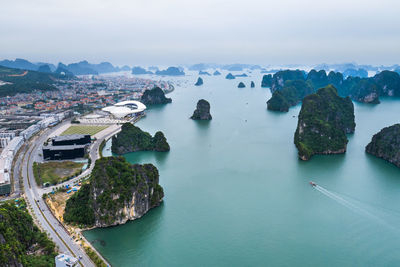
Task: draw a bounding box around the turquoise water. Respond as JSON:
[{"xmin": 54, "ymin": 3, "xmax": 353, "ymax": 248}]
[{"xmin": 84, "ymin": 72, "xmax": 400, "ymax": 266}]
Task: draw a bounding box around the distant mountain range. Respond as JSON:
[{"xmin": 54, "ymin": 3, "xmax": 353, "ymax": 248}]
[
  {"xmin": 0, "ymin": 65, "xmax": 66, "ymax": 97},
  {"xmin": 0, "ymin": 58, "xmax": 131, "ymax": 76}
]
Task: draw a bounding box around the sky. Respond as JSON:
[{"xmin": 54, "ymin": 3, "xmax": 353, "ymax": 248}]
[{"xmin": 1, "ymin": 0, "xmax": 400, "ymax": 66}]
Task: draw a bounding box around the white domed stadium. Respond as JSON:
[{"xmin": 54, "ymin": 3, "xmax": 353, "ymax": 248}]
[{"xmin": 102, "ymin": 100, "xmax": 146, "ymax": 119}]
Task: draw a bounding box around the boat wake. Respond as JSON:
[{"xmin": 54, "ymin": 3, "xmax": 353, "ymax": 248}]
[{"xmin": 313, "ymin": 184, "xmax": 399, "ymax": 231}]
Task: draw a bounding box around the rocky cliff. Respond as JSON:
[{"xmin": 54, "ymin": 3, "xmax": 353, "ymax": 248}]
[
  {"xmin": 366, "ymin": 124, "xmax": 400, "ymax": 167},
  {"xmin": 294, "ymin": 85, "xmax": 355, "ymax": 160},
  {"xmin": 111, "ymin": 123, "xmax": 170, "ymax": 154},
  {"xmin": 140, "ymin": 87, "xmax": 172, "ymax": 105},
  {"xmin": 63, "ymin": 157, "xmax": 164, "ymax": 227},
  {"xmin": 191, "ymin": 99, "xmax": 212, "ymax": 120},
  {"xmin": 238, "ymin": 82, "xmax": 246, "ymax": 88}
]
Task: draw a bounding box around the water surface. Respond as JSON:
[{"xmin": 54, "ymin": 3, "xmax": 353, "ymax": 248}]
[{"xmin": 85, "ymin": 72, "xmax": 400, "ymax": 266}]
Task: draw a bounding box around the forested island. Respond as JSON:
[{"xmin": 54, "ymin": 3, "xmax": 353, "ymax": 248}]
[
  {"xmin": 366, "ymin": 124, "xmax": 400, "ymax": 168},
  {"xmin": 112, "ymin": 123, "xmax": 170, "ymax": 154},
  {"xmin": 0, "ymin": 201, "xmax": 56, "ymax": 266},
  {"xmin": 225, "ymin": 73, "xmax": 235, "ymax": 79},
  {"xmin": 263, "ymin": 69, "xmax": 400, "ymax": 112},
  {"xmin": 294, "ymin": 85, "xmax": 355, "ymax": 160},
  {"xmin": 140, "ymin": 87, "xmax": 172, "ymax": 105},
  {"xmin": 63, "ymin": 157, "xmax": 164, "ymax": 227}
]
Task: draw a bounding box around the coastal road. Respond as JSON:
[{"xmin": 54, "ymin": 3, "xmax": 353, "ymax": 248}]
[{"xmin": 21, "ymin": 121, "xmax": 95, "ymax": 267}]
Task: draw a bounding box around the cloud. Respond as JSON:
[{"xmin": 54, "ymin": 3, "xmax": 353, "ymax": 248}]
[{"xmin": 0, "ymin": 0, "xmax": 399, "ymax": 65}]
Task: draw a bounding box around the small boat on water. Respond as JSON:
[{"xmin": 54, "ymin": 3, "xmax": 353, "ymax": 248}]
[{"xmin": 309, "ymin": 181, "xmax": 317, "ymax": 187}]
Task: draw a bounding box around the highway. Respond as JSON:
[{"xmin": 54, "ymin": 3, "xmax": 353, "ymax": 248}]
[{"xmin": 19, "ymin": 121, "xmax": 121, "ymax": 267}]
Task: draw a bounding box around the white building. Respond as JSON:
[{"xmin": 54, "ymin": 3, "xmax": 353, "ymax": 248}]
[
  {"xmin": 55, "ymin": 254, "xmax": 78, "ymax": 267},
  {"xmin": 20, "ymin": 124, "xmax": 40, "ymax": 140},
  {"xmin": 0, "ymin": 132, "xmax": 15, "ymax": 148},
  {"xmin": 102, "ymin": 100, "xmax": 146, "ymax": 119},
  {"xmin": 6, "ymin": 136, "xmax": 24, "ymax": 156}
]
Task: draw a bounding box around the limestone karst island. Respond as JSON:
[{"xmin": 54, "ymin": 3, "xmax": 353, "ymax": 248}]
[{"xmin": 1, "ymin": 1, "xmax": 400, "ymax": 266}]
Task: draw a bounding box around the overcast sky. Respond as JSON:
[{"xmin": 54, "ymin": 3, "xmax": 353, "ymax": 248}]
[{"xmin": 1, "ymin": 0, "xmax": 400, "ymax": 66}]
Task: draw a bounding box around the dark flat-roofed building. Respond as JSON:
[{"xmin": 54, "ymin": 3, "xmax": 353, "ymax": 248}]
[
  {"xmin": 43, "ymin": 145, "xmax": 86, "ymax": 160},
  {"xmin": 52, "ymin": 134, "xmax": 91, "ymax": 146}
]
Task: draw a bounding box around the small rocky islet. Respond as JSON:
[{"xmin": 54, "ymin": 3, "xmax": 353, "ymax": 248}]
[
  {"xmin": 191, "ymin": 99, "xmax": 212, "ymax": 120},
  {"xmin": 111, "ymin": 123, "xmax": 170, "ymax": 154},
  {"xmin": 195, "ymin": 77, "xmax": 203, "ymax": 86}
]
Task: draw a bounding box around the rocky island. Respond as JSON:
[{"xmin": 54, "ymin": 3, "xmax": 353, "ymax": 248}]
[
  {"xmin": 191, "ymin": 99, "xmax": 212, "ymax": 120},
  {"xmin": 111, "ymin": 123, "xmax": 170, "ymax": 154},
  {"xmin": 225, "ymin": 73, "xmax": 235, "ymax": 80},
  {"xmin": 238, "ymin": 82, "xmax": 246, "ymax": 88},
  {"xmin": 63, "ymin": 156, "xmax": 164, "ymax": 227},
  {"xmin": 366, "ymin": 124, "xmax": 400, "ymax": 167},
  {"xmin": 213, "ymin": 70, "xmax": 221, "ymax": 75},
  {"xmin": 195, "ymin": 77, "xmax": 203, "ymax": 86},
  {"xmin": 140, "ymin": 87, "xmax": 172, "ymax": 105},
  {"xmin": 294, "ymin": 85, "xmax": 355, "ymax": 160}
]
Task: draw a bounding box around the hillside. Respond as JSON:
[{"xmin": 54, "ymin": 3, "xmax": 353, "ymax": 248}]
[
  {"xmin": 0, "ymin": 201, "xmax": 57, "ymax": 266},
  {"xmin": 63, "ymin": 157, "xmax": 164, "ymax": 227},
  {"xmin": 0, "ymin": 65, "xmax": 66, "ymax": 97}
]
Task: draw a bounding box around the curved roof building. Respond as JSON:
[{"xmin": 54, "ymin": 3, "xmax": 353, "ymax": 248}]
[{"xmin": 102, "ymin": 100, "xmax": 146, "ymax": 119}]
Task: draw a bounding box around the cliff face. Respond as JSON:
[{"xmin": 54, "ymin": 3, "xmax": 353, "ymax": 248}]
[
  {"xmin": 64, "ymin": 157, "xmax": 164, "ymax": 227},
  {"xmin": 294, "ymin": 85, "xmax": 355, "ymax": 160},
  {"xmin": 140, "ymin": 87, "xmax": 172, "ymax": 105},
  {"xmin": 261, "ymin": 74, "xmax": 272, "ymax": 87},
  {"xmin": 366, "ymin": 124, "xmax": 400, "ymax": 167},
  {"xmin": 271, "ymin": 70, "xmax": 305, "ymax": 92},
  {"xmin": 112, "ymin": 123, "xmax": 170, "ymax": 154},
  {"xmin": 191, "ymin": 99, "xmax": 212, "ymax": 120}
]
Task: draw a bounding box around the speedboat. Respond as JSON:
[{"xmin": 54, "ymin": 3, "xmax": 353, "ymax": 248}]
[{"xmin": 309, "ymin": 181, "xmax": 317, "ymax": 187}]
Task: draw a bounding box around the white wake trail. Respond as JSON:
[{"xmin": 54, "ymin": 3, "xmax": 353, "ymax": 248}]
[{"xmin": 314, "ymin": 185, "xmax": 396, "ymax": 231}]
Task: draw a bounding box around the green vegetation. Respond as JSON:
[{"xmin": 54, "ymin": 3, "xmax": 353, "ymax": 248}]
[
  {"xmin": 267, "ymin": 80, "xmax": 314, "ymax": 112},
  {"xmin": 0, "ymin": 201, "xmax": 56, "ymax": 266},
  {"xmin": 140, "ymin": 87, "xmax": 172, "ymax": 105},
  {"xmin": 63, "ymin": 157, "xmax": 164, "ymax": 227},
  {"xmin": 84, "ymin": 245, "xmax": 107, "ymax": 267},
  {"xmin": 0, "ymin": 65, "xmax": 66, "ymax": 97},
  {"xmin": 33, "ymin": 161, "xmax": 84, "ymax": 186},
  {"xmin": 366, "ymin": 124, "xmax": 400, "ymax": 168},
  {"xmin": 294, "ymin": 85, "xmax": 355, "ymax": 160},
  {"xmin": 61, "ymin": 125, "xmax": 109, "ymax": 136},
  {"xmin": 64, "ymin": 183, "xmax": 95, "ymax": 225},
  {"xmin": 112, "ymin": 123, "xmax": 170, "ymax": 154}
]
